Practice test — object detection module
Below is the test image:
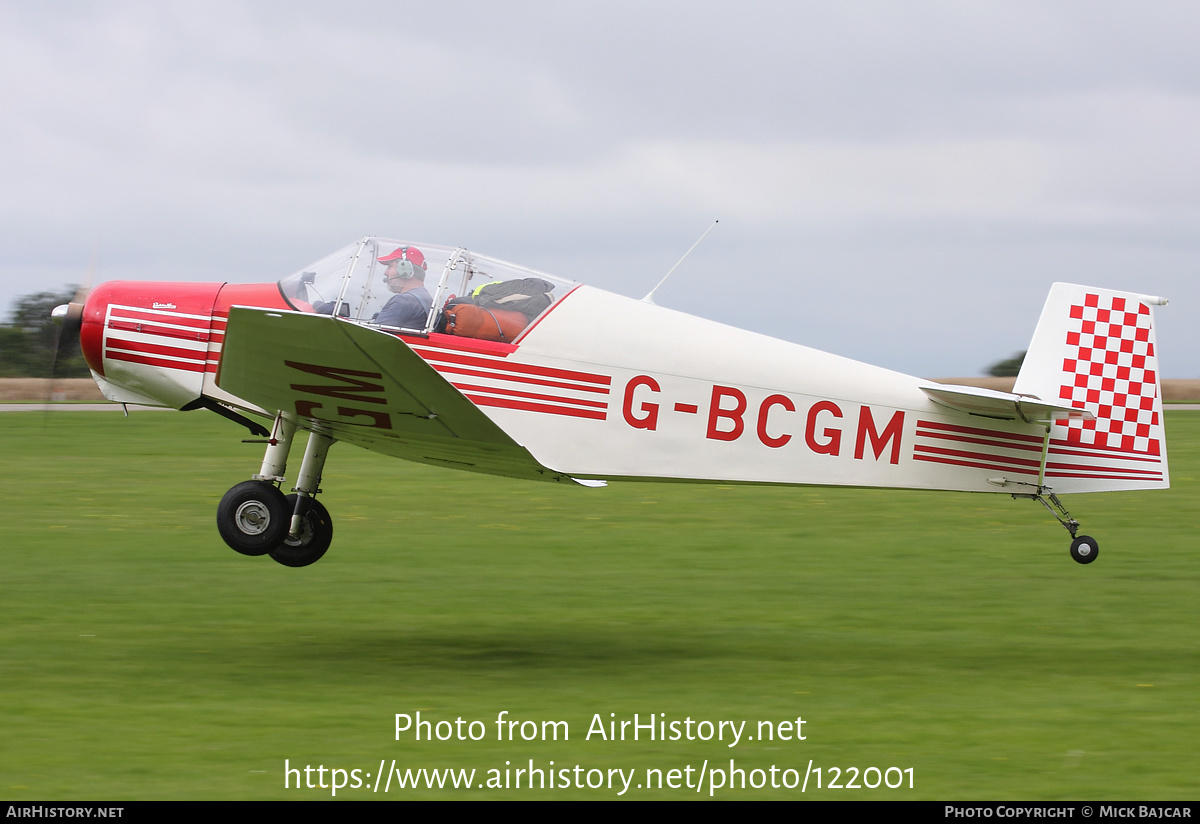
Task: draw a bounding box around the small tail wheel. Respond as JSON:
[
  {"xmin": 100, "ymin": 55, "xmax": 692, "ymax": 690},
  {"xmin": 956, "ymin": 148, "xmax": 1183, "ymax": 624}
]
[
  {"xmin": 217, "ymin": 481, "xmax": 290, "ymax": 556},
  {"xmin": 269, "ymin": 494, "xmax": 333, "ymax": 568},
  {"xmin": 1069, "ymin": 535, "xmax": 1099, "ymax": 565}
]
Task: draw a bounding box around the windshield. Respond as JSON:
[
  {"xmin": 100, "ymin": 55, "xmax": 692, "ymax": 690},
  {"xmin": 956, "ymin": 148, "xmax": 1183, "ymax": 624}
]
[{"xmin": 278, "ymin": 237, "xmax": 576, "ymax": 341}]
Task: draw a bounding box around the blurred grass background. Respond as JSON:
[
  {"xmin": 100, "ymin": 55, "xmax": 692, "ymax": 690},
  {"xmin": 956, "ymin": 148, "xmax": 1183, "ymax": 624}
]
[{"xmin": 2, "ymin": 410, "xmax": 1197, "ymax": 799}]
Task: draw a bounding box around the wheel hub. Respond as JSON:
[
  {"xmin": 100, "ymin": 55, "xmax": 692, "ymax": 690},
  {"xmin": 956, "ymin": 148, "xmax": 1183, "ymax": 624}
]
[
  {"xmin": 234, "ymin": 501, "xmax": 273, "ymax": 535},
  {"xmin": 284, "ymin": 514, "xmax": 314, "ymax": 547}
]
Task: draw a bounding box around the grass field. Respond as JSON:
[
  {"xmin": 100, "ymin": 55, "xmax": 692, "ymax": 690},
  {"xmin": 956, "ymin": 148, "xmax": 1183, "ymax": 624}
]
[{"xmin": 2, "ymin": 410, "xmax": 1198, "ymax": 799}]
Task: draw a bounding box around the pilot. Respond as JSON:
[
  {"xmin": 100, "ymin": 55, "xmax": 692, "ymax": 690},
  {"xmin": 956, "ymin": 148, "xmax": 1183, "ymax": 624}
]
[{"xmin": 375, "ymin": 245, "xmax": 433, "ymax": 330}]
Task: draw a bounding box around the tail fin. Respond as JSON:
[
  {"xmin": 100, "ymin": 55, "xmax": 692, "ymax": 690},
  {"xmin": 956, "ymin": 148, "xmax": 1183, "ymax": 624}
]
[{"xmin": 1013, "ymin": 283, "xmax": 1169, "ymax": 492}]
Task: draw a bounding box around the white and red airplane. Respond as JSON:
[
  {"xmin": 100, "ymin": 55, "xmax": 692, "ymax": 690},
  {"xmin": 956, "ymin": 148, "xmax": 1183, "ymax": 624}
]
[{"xmin": 57, "ymin": 236, "xmax": 1170, "ymax": 567}]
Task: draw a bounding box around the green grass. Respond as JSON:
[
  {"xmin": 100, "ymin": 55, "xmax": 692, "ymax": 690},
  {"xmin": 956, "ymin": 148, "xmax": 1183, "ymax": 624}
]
[{"xmin": 2, "ymin": 411, "xmax": 1198, "ymax": 799}]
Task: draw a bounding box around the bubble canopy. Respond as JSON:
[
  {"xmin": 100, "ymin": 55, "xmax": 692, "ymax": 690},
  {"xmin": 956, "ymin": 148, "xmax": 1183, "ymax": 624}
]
[{"xmin": 277, "ymin": 237, "xmax": 576, "ymax": 335}]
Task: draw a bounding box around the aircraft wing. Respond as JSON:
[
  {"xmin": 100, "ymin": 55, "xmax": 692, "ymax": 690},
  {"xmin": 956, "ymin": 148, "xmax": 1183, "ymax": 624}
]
[
  {"xmin": 216, "ymin": 307, "xmax": 572, "ymax": 483},
  {"xmin": 918, "ymin": 382, "xmax": 1093, "ymax": 423}
]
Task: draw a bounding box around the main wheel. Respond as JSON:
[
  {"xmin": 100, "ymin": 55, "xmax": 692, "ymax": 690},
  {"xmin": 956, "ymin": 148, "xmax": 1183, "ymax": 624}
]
[
  {"xmin": 269, "ymin": 494, "xmax": 333, "ymax": 568},
  {"xmin": 217, "ymin": 481, "xmax": 290, "ymax": 556},
  {"xmin": 1069, "ymin": 535, "xmax": 1099, "ymax": 565}
]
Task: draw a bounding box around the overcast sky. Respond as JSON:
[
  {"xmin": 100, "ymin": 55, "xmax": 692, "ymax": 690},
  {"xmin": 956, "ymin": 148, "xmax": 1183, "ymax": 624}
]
[{"xmin": 2, "ymin": 0, "xmax": 1197, "ymax": 377}]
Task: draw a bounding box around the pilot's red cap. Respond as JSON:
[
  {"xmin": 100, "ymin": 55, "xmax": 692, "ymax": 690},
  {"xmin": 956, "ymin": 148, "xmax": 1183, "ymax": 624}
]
[{"xmin": 378, "ymin": 246, "xmax": 426, "ymax": 269}]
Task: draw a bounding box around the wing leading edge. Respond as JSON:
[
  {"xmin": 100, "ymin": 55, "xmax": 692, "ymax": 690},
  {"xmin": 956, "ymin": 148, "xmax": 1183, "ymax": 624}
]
[{"xmin": 216, "ymin": 307, "xmax": 572, "ymax": 483}]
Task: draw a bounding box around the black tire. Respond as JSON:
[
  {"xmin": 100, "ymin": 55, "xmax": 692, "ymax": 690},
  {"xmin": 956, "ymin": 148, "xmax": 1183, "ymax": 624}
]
[
  {"xmin": 217, "ymin": 481, "xmax": 290, "ymax": 556},
  {"xmin": 269, "ymin": 494, "xmax": 333, "ymax": 568},
  {"xmin": 1069, "ymin": 535, "xmax": 1099, "ymax": 565}
]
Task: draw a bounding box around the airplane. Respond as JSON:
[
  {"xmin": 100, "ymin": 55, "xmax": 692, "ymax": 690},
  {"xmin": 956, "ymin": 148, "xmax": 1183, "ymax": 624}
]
[{"xmin": 53, "ymin": 236, "xmax": 1170, "ymax": 567}]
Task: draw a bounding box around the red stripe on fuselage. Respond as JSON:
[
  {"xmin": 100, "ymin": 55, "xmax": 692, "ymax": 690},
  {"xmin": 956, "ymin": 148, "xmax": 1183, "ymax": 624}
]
[
  {"xmin": 915, "ymin": 427, "xmax": 1044, "ymax": 454},
  {"xmin": 464, "ymin": 394, "xmax": 608, "ymax": 420},
  {"xmin": 429, "ymin": 362, "xmax": 611, "ymax": 395},
  {"xmin": 915, "ymin": 419, "xmax": 1045, "ymax": 445},
  {"xmin": 402, "ymin": 332, "xmax": 516, "ymax": 358},
  {"xmin": 1048, "ymin": 436, "xmax": 1161, "ymax": 458},
  {"xmin": 1047, "ymin": 442, "xmax": 1163, "ymax": 463},
  {"xmin": 105, "ymin": 337, "xmax": 212, "ymax": 364},
  {"xmin": 105, "ymin": 349, "xmax": 208, "ymax": 373},
  {"xmin": 106, "ymin": 318, "xmax": 212, "ymax": 343},
  {"xmin": 913, "ymin": 444, "xmax": 1042, "ymax": 469},
  {"xmin": 108, "ymin": 307, "xmax": 212, "ymax": 327},
  {"xmin": 912, "ymin": 453, "xmax": 1039, "ymax": 475},
  {"xmin": 450, "ymin": 381, "xmax": 609, "ymax": 409},
  {"xmin": 1044, "ymin": 469, "xmax": 1164, "ymax": 481},
  {"xmin": 415, "ymin": 347, "xmax": 611, "ymax": 387}
]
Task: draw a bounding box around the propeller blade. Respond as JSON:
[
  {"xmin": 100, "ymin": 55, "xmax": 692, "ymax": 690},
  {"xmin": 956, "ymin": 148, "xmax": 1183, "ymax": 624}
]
[{"xmin": 46, "ymin": 249, "xmax": 96, "ymax": 404}]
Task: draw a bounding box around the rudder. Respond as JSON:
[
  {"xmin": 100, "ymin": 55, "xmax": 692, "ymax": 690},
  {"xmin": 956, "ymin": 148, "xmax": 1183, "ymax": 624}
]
[{"xmin": 1013, "ymin": 283, "xmax": 1169, "ymax": 492}]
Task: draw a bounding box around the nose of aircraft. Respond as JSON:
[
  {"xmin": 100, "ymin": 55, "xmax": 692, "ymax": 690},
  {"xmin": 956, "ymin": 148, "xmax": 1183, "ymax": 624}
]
[{"xmin": 69, "ymin": 280, "xmax": 229, "ymax": 406}]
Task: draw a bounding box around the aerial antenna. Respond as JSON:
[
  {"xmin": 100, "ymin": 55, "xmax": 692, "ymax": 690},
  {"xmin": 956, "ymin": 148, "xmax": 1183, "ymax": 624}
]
[{"xmin": 642, "ymin": 220, "xmax": 718, "ymax": 305}]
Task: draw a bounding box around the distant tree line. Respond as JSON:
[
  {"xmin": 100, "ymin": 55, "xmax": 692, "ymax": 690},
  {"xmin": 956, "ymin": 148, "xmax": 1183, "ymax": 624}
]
[
  {"xmin": 0, "ymin": 288, "xmax": 90, "ymax": 378},
  {"xmin": 985, "ymin": 351, "xmax": 1026, "ymax": 378}
]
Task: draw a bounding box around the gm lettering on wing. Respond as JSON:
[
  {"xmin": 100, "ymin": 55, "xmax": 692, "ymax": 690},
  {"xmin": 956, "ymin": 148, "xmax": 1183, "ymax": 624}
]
[{"xmin": 287, "ymin": 361, "xmax": 392, "ymax": 429}]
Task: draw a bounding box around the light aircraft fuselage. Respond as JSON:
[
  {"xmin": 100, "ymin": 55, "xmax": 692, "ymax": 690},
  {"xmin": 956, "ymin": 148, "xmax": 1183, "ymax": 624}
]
[{"xmin": 63, "ymin": 237, "xmax": 1169, "ymax": 566}]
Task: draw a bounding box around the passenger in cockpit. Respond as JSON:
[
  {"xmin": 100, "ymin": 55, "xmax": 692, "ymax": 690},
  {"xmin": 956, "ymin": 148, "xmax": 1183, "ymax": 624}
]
[{"xmin": 375, "ymin": 245, "xmax": 433, "ymax": 330}]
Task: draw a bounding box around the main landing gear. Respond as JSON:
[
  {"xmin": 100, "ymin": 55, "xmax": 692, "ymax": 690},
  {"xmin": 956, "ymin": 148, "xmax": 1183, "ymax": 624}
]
[
  {"xmin": 216, "ymin": 413, "xmax": 334, "ymax": 568},
  {"xmin": 216, "ymin": 480, "xmax": 289, "ymax": 555}
]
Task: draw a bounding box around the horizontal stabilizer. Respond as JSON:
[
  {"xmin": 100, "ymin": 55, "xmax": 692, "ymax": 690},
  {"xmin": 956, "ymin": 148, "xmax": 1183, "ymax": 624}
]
[{"xmin": 919, "ymin": 383, "xmax": 1093, "ymax": 423}]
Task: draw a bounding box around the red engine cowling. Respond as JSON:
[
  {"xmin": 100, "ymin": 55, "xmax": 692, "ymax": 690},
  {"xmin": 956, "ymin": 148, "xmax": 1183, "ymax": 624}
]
[{"xmin": 80, "ymin": 280, "xmax": 290, "ymax": 408}]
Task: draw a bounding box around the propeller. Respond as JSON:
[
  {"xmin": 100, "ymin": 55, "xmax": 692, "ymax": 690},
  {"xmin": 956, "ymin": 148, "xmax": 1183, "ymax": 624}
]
[
  {"xmin": 49, "ymin": 285, "xmax": 87, "ymax": 370},
  {"xmin": 46, "ymin": 250, "xmax": 96, "ymax": 401}
]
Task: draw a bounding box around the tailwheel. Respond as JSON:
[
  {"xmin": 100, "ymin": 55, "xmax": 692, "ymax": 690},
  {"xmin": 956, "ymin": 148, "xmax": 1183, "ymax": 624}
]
[
  {"xmin": 269, "ymin": 494, "xmax": 333, "ymax": 568},
  {"xmin": 217, "ymin": 480, "xmax": 289, "ymax": 556},
  {"xmin": 1069, "ymin": 535, "xmax": 1099, "ymax": 565},
  {"xmin": 1006, "ymin": 481, "xmax": 1100, "ymax": 564}
]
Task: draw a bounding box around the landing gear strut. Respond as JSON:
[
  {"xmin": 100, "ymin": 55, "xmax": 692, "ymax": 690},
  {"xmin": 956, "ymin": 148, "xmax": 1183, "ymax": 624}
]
[
  {"xmin": 1007, "ymin": 482, "xmax": 1099, "ymax": 565},
  {"xmin": 270, "ymin": 494, "xmax": 333, "ymax": 567},
  {"xmin": 215, "ymin": 413, "xmax": 336, "ymax": 567}
]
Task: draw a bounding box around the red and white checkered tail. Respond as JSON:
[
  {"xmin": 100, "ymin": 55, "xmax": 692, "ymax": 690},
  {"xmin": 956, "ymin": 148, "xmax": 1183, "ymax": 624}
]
[{"xmin": 1013, "ymin": 283, "xmax": 1169, "ymax": 493}]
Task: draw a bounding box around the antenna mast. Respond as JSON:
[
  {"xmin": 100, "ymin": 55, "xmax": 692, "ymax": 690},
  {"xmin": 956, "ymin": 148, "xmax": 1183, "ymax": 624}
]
[{"xmin": 642, "ymin": 220, "xmax": 719, "ymax": 304}]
